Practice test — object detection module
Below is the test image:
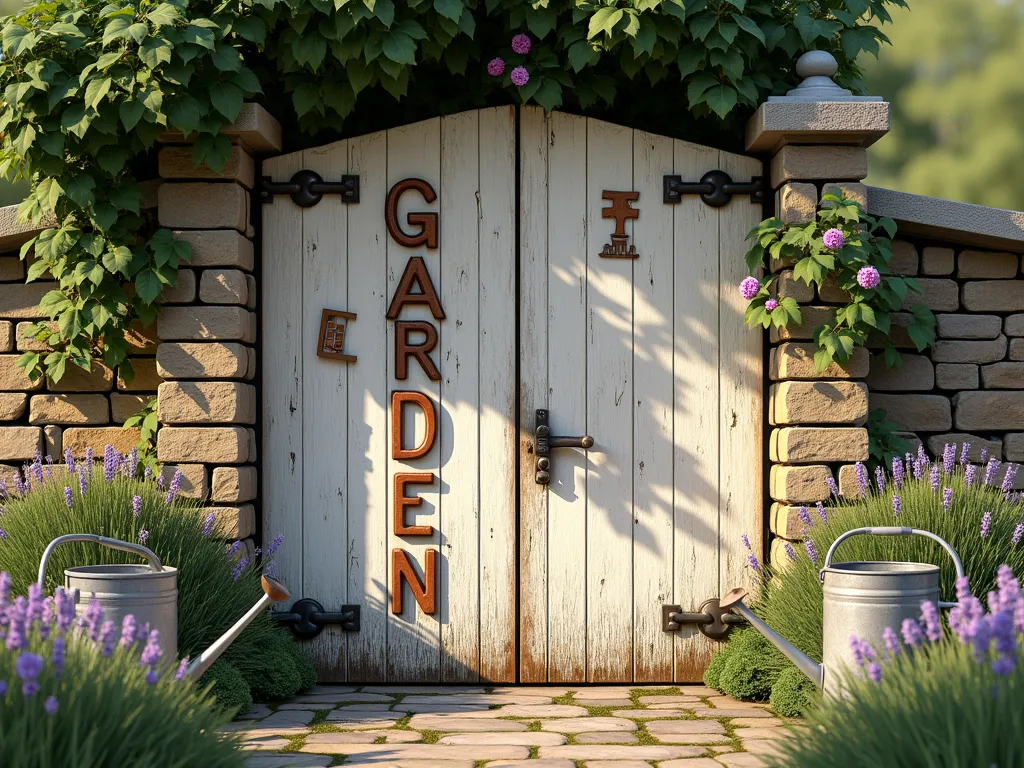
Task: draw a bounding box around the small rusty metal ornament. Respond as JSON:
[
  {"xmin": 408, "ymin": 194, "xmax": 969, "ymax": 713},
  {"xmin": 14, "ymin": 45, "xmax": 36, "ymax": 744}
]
[
  {"xmin": 599, "ymin": 190, "xmax": 640, "ymax": 258},
  {"xmin": 317, "ymin": 308, "xmax": 357, "ymax": 362}
]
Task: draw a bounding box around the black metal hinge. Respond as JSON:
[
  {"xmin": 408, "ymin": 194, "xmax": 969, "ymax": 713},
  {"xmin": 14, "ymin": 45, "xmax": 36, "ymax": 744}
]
[
  {"xmin": 271, "ymin": 599, "xmax": 360, "ymax": 639},
  {"xmin": 662, "ymin": 598, "xmax": 745, "ymax": 641},
  {"xmin": 663, "ymin": 170, "xmax": 765, "ymax": 208},
  {"xmin": 261, "ymin": 170, "xmax": 360, "ymax": 207}
]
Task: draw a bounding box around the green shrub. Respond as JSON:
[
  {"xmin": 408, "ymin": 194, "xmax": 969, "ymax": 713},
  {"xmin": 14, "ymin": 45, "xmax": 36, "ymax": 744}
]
[
  {"xmin": 201, "ymin": 659, "xmax": 253, "ymax": 715},
  {"xmin": 703, "ymin": 642, "xmax": 732, "ymax": 690},
  {"xmin": 0, "ymin": 576, "xmax": 244, "ymax": 768},
  {"xmin": 0, "ymin": 450, "xmax": 313, "ymax": 705},
  {"xmin": 768, "ymin": 666, "xmax": 816, "ymax": 718},
  {"xmin": 717, "ymin": 628, "xmax": 789, "ymax": 701}
]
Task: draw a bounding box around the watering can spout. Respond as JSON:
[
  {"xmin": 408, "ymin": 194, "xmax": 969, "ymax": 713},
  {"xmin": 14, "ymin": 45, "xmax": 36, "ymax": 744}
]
[
  {"xmin": 720, "ymin": 587, "xmax": 824, "ymax": 690},
  {"xmin": 186, "ymin": 575, "xmax": 291, "ymax": 680}
]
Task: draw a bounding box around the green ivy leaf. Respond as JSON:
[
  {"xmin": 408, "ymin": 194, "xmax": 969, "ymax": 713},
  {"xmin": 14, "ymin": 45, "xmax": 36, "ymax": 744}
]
[
  {"xmin": 63, "ymin": 175, "xmax": 97, "ymax": 209},
  {"xmin": 588, "ymin": 7, "xmax": 623, "ymax": 39},
  {"xmin": 103, "ymin": 17, "xmax": 132, "ymax": 47},
  {"xmin": 134, "ymin": 268, "xmax": 163, "ymax": 305},
  {"xmin": 433, "ymin": 0, "xmax": 462, "ymax": 22},
  {"xmin": 230, "ymin": 16, "xmax": 267, "ymax": 45},
  {"xmin": 109, "ymin": 183, "xmax": 141, "ymax": 214},
  {"xmin": 701, "ymin": 84, "xmax": 737, "ymax": 118},
  {"xmin": 84, "ymin": 76, "xmax": 112, "ymax": 110},
  {"xmin": 732, "ymin": 15, "xmax": 765, "ymax": 44},
  {"xmin": 139, "ymin": 37, "xmax": 173, "ymax": 68},
  {"xmin": 147, "ymin": 3, "xmax": 180, "ymax": 27},
  {"xmin": 183, "ymin": 24, "xmax": 216, "ymax": 49}
]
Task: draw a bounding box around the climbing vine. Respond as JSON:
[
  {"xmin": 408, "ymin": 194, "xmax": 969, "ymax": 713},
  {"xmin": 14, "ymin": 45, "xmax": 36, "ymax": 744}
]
[{"xmin": 0, "ymin": 0, "xmax": 908, "ymax": 382}]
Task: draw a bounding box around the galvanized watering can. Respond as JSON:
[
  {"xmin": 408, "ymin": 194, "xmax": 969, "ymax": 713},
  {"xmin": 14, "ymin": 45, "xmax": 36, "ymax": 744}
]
[
  {"xmin": 38, "ymin": 533, "xmax": 290, "ymax": 679},
  {"xmin": 721, "ymin": 526, "xmax": 965, "ymax": 695}
]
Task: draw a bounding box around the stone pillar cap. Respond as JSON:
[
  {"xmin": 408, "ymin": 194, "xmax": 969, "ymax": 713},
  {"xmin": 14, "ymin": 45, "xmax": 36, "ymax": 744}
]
[
  {"xmin": 159, "ymin": 103, "xmax": 282, "ymax": 154},
  {"xmin": 769, "ymin": 50, "xmax": 884, "ymax": 103}
]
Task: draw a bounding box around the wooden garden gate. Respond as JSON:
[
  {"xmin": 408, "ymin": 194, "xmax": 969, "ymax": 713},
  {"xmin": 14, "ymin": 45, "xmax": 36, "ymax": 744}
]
[{"xmin": 261, "ymin": 106, "xmax": 762, "ymax": 684}]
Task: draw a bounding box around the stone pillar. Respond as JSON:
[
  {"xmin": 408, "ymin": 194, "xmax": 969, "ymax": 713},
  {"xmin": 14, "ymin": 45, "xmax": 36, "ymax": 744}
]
[
  {"xmin": 746, "ymin": 52, "xmax": 889, "ymax": 565},
  {"xmin": 154, "ymin": 104, "xmax": 281, "ymax": 556}
]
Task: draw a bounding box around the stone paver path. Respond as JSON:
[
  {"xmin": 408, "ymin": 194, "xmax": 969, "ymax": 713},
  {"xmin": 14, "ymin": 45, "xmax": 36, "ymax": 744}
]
[{"xmin": 229, "ymin": 685, "xmax": 800, "ymax": 767}]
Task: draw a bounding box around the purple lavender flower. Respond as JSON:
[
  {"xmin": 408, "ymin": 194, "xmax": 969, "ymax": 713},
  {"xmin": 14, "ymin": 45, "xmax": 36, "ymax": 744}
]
[
  {"xmin": 784, "ymin": 542, "xmax": 796, "ymax": 561},
  {"xmin": 826, "ymin": 475, "xmax": 839, "ymax": 498},
  {"xmin": 78, "ymin": 468, "xmax": 87, "ymax": 496},
  {"xmin": 39, "ymin": 597, "xmax": 53, "ymax": 639},
  {"xmin": 874, "ymin": 465, "xmax": 886, "ymax": 493},
  {"xmin": 165, "ymin": 470, "xmax": 183, "ymax": 505},
  {"xmin": 741, "ymin": 534, "xmax": 751, "ymax": 550},
  {"xmin": 822, "ymin": 228, "xmax": 845, "ymax": 250},
  {"xmin": 892, "ymin": 456, "xmax": 904, "ymax": 489},
  {"xmin": 901, "ymin": 617, "xmax": 925, "ymax": 647},
  {"xmin": 857, "ymin": 265, "xmax": 881, "ymax": 289},
  {"xmin": 54, "ymin": 588, "xmax": 74, "ymax": 634},
  {"xmin": 883, "ymin": 626, "xmax": 900, "ymax": 656},
  {"xmin": 1013, "ymin": 523, "xmax": 1024, "ymax": 546},
  {"xmin": 981, "ymin": 511, "xmax": 992, "ymax": 539},
  {"xmin": 920, "ymin": 601, "xmax": 942, "ymax": 642},
  {"xmin": 930, "ymin": 464, "xmax": 940, "ymax": 493},
  {"xmin": 854, "ymin": 462, "xmax": 869, "ymax": 494},
  {"xmin": 1003, "ymin": 465, "xmax": 1019, "ymax": 495},
  {"xmin": 266, "ymin": 534, "xmax": 285, "ymax": 558},
  {"xmin": 850, "ymin": 635, "xmax": 869, "ymax": 666},
  {"xmin": 64, "ymin": 448, "xmax": 74, "ymax": 474},
  {"xmin": 119, "ymin": 615, "xmax": 138, "ymax": 649},
  {"xmin": 960, "ymin": 443, "xmax": 971, "ymax": 465},
  {"xmin": 944, "ymin": 487, "xmax": 953, "ymax": 510},
  {"xmin": 44, "ymin": 695, "xmax": 59, "ymax": 715},
  {"xmin": 175, "ymin": 658, "xmax": 189, "ymax": 681},
  {"xmin": 82, "ymin": 598, "xmax": 103, "ymax": 642},
  {"xmin": 128, "ymin": 447, "xmax": 139, "ymax": 478},
  {"xmin": 805, "ymin": 538, "xmax": 819, "ymax": 564},
  {"xmin": 31, "ymin": 460, "xmax": 43, "ymax": 485},
  {"xmin": 764, "ymin": 298, "xmax": 778, "ymax": 312},
  {"xmin": 27, "ymin": 583, "xmax": 43, "ymax": 627},
  {"xmin": 226, "ymin": 541, "xmax": 241, "ymax": 558},
  {"xmin": 138, "ymin": 529, "xmax": 149, "ymax": 545},
  {"xmin": 981, "ymin": 447, "xmax": 990, "ymax": 464},
  {"xmin": 144, "ymin": 466, "xmax": 152, "ymax": 482},
  {"xmin": 739, "ymin": 277, "xmax": 760, "ymax": 301},
  {"xmin": 202, "ymin": 512, "xmax": 215, "ymax": 537},
  {"xmin": 0, "ymin": 529, "xmax": 7, "ymax": 541},
  {"xmin": 985, "ymin": 458, "xmax": 1001, "ymax": 486},
  {"xmin": 232, "ymin": 556, "xmax": 251, "ymax": 581},
  {"xmin": 965, "ymin": 464, "xmax": 977, "ymax": 487},
  {"xmin": 140, "ymin": 629, "xmax": 162, "ymax": 668},
  {"xmin": 867, "ymin": 662, "xmax": 883, "ymax": 683},
  {"xmin": 486, "ymin": 57, "xmax": 505, "ymax": 76},
  {"xmin": 0, "ymin": 572, "xmax": 9, "ymax": 608},
  {"xmin": 63, "ymin": 486, "xmax": 73, "ymax": 509},
  {"xmin": 943, "ymin": 444, "xmax": 955, "ymax": 474},
  {"xmin": 798, "ymin": 506, "xmax": 812, "ymax": 527},
  {"xmin": 85, "ymin": 446, "xmax": 93, "ymax": 467},
  {"xmin": 99, "ymin": 620, "xmax": 116, "ymax": 656},
  {"xmin": 510, "ymin": 65, "xmax": 529, "ymax": 87},
  {"xmin": 156, "ymin": 473, "xmax": 165, "ymax": 491},
  {"xmin": 146, "ymin": 668, "xmax": 160, "ymax": 685},
  {"xmin": 132, "ymin": 495, "xmax": 142, "ymax": 518},
  {"xmin": 13, "ymin": 470, "xmax": 26, "ymax": 496},
  {"xmin": 511, "ymin": 32, "xmax": 532, "ymax": 54},
  {"xmin": 5, "ymin": 598, "xmax": 26, "ymax": 650},
  {"xmin": 16, "ymin": 652, "xmax": 43, "ymax": 697},
  {"xmin": 892, "ymin": 494, "xmax": 902, "ymax": 517},
  {"xmin": 816, "ymin": 501, "xmax": 828, "ymax": 524},
  {"xmin": 103, "ymin": 444, "xmax": 119, "ymax": 482},
  {"xmin": 0, "ymin": 681, "xmax": 6, "ymax": 696}
]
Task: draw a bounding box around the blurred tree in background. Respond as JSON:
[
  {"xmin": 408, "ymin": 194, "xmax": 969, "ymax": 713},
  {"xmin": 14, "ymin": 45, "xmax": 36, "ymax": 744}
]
[{"xmin": 863, "ymin": 0, "xmax": 1024, "ymax": 210}]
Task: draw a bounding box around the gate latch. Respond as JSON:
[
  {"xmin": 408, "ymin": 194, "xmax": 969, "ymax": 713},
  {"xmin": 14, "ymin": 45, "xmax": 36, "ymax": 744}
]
[
  {"xmin": 662, "ymin": 598, "xmax": 745, "ymax": 641},
  {"xmin": 271, "ymin": 599, "xmax": 360, "ymax": 639},
  {"xmin": 261, "ymin": 170, "xmax": 360, "ymax": 207},
  {"xmin": 663, "ymin": 170, "xmax": 765, "ymax": 208},
  {"xmin": 534, "ymin": 409, "xmax": 593, "ymax": 485}
]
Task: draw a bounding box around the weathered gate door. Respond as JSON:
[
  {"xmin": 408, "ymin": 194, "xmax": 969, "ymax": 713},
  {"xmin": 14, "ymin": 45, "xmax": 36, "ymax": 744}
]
[{"xmin": 262, "ymin": 106, "xmax": 762, "ymax": 683}]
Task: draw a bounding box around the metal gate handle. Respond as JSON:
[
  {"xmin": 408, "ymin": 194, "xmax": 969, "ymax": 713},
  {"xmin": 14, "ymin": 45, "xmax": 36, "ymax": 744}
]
[
  {"xmin": 819, "ymin": 526, "xmax": 965, "ymax": 608},
  {"xmin": 534, "ymin": 409, "xmax": 593, "ymax": 485},
  {"xmin": 37, "ymin": 533, "xmax": 163, "ymax": 588}
]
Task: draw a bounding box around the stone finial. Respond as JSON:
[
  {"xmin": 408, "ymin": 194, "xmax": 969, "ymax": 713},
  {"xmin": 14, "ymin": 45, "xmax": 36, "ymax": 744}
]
[{"xmin": 769, "ymin": 50, "xmax": 883, "ymax": 103}]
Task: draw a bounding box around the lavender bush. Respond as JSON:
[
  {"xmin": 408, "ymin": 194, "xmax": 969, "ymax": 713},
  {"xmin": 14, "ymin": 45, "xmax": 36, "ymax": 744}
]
[
  {"xmin": 768, "ymin": 565, "xmax": 1024, "ymax": 767},
  {"xmin": 0, "ymin": 447, "xmax": 314, "ymax": 711},
  {"xmin": 0, "ymin": 574, "xmax": 244, "ymax": 767}
]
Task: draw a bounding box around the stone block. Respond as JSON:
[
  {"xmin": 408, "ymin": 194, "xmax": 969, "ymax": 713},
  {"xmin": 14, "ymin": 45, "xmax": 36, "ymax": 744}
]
[
  {"xmin": 770, "ymin": 427, "xmax": 868, "ymax": 463},
  {"xmin": 777, "ymin": 182, "xmax": 817, "ymax": 225},
  {"xmin": 47, "ymin": 362, "xmax": 114, "ymax": 392},
  {"xmin": 199, "ymin": 269, "xmax": 248, "ymax": 305},
  {"xmin": 769, "ymin": 464, "xmax": 832, "ymax": 504},
  {"xmin": 245, "ymin": 274, "xmax": 256, "ymax": 309},
  {"xmin": 0, "ymin": 256, "xmax": 24, "ymax": 281},
  {"xmin": 16, "ymin": 321, "xmax": 56, "ymax": 351},
  {"xmin": 954, "ymin": 391, "xmax": 1024, "ymax": 430},
  {"xmin": 926, "ymin": 433, "xmax": 1001, "ymax": 463},
  {"xmin": 156, "ymin": 342, "xmax": 248, "ymax": 379},
  {"xmin": 44, "ymin": 425, "xmax": 61, "ymax": 460},
  {"xmin": 245, "ymin": 347, "xmax": 256, "ymax": 379},
  {"xmin": 770, "ymin": 381, "xmax": 868, "ymax": 425},
  {"xmin": 157, "ymin": 306, "xmax": 252, "ymax": 341},
  {"xmin": 870, "ymin": 394, "xmax": 952, "ymax": 431},
  {"xmin": 157, "ymin": 382, "xmax": 256, "ymax": 424},
  {"xmin": 770, "ymin": 537, "xmax": 798, "ymax": 570},
  {"xmin": 173, "ymin": 230, "xmax": 254, "ymax": 270},
  {"xmin": 157, "ymin": 426, "xmax": 249, "ymax": 463},
  {"xmin": 963, "ymin": 282, "xmax": 1024, "ymax": 312},
  {"xmin": 769, "ymin": 503, "xmax": 809, "ymax": 540},
  {"xmin": 157, "ymin": 183, "xmax": 248, "ymax": 232},
  {"xmin": 0, "ymin": 355, "xmax": 43, "ymax": 391},
  {"xmin": 62, "ymin": 427, "xmax": 141, "ymax": 458},
  {"xmin": 903, "ymin": 278, "xmax": 958, "ymax": 312},
  {"xmin": 117, "ymin": 358, "xmax": 162, "ymax": 392},
  {"xmin": 160, "ymin": 463, "xmax": 208, "ymax": 499},
  {"xmin": 1006, "ymin": 434, "xmax": 1024, "ymax": 462},
  {"xmin": 204, "ymin": 504, "xmax": 255, "ymax": 539},
  {"xmin": 126, "ymin": 322, "xmax": 159, "ymax": 355},
  {"xmin": 822, "ymin": 182, "xmax": 867, "ymax": 208},
  {"xmin": 777, "ymin": 270, "xmax": 814, "ymax": 303},
  {"xmin": 865, "ymin": 354, "xmax": 934, "ymax": 392},
  {"xmin": 889, "ymin": 241, "xmax": 919, "ymax": 276},
  {"xmin": 111, "ymin": 394, "xmax": 148, "ymax": 423},
  {"xmin": 769, "ymin": 146, "xmax": 868, "ymax": 188},
  {"xmin": 769, "ymin": 306, "xmax": 836, "ymax": 342},
  {"xmin": 867, "ymin": 312, "xmax": 916, "ymax": 350},
  {"xmin": 29, "ymin": 394, "xmax": 109, "ymax": 424},
  {"xmin": 246, "ymin": 427, "xmax": 257, "ymax": 462},
  {"xmin": 932, "ymin": 335, "xmax": 1007, "ymax": 364},
  {"xmin": 896, "ymin": 431, "xmax": 924, "ymax": 455},
  {"xmin": 156, "ymin": 268, "xmax": 196, "ymax": 304},
  {"xmin": 769, "ymin": 342, "xmax": 867, "ymax": 380},
  {"xmin": 935, "ymin": 364, "xmax": 978, "ymax": 390},
  {"xmin": 816, "ymin": 274, "xmax": 848, "ymax": 304},
  {"xmin": 0, "ymin": 321, "xmax": 11, "ymax": 352},
  {"xmin": 921, "ymin": 247, "xmax": 954, "ymax": 276},
  {"xmin": 982, "ymin": 363, "xmax": 1024, "ymax": 389},
  {"xmin": 0, "ymin": 426, "xmax": 40, "ymax": 460},
  {"xmin": 957, "ymin": 251, "xmax": 1019, "ymax": 279},
  {"xmin": 937, "ymin": 314, "xmax": 1002, "ymax": 340},
  {"xmin": 1006, "ymin": 315, "xmax": 1024, "ymax": 337},
  {"xmin": 158, "ymin": 145, "xmax": 255, "ymax": 189},
  {"xmin": 1013, "ymin": 339, "xmax": 1024, "ymax": 361},
  {"xmin": 211, "ymin": 466, "xmax": 257, "ymax": 503},
  {"xmin": 0, "ymin": 282, "xmax": 53, "ymax": 319},
  {"xmin": 836, "ymin": 463, "xmax": 865, "ymax": 498},
  {"xmin": 0, "ymin": 393, "xmax": 27, "ymax": 420}
]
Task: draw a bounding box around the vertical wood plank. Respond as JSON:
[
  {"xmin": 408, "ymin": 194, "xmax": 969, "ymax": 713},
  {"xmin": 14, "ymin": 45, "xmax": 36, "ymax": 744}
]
[
  {"xmin": 718, "ymin": 151, "xmax": 764, "ymax": 600},
  {"xmin": 672, "ymin": 140, "xmax": 722, "ymax": 682},
  {"xmin": 439, "ymin": 111, "xmax": 481, "ymax": 682},
  {"xmin": 585, "ymin": 118, "xmax": 634, "ymax": 682},
  {"xmin": 386, "ymin": 117, "xmax": 443, "ymax": 682},
  {"xmin": 346, "ymin": 129, "xmax": 390, "ymax": 682},
  {"xmin": 631, "ymin": 130, "xmax": 675, "ymax": 682},
  {"xmin": 545, "ymin": 111, "xmax": 589, "ymax": 683},
  {"xmin": 518, "ymin": 106, "xmax": 550, "ymax": 682},
  {"xmin": 301, "ymin": 140, "xmax": 350, "ymax": 681},
  {"xmin": 478, "ymin": 106, "xmax": 517, "ymax": 683},
  {"xmin": 262, "ymin": 150, "xmax": 305, "ymax": 615}
]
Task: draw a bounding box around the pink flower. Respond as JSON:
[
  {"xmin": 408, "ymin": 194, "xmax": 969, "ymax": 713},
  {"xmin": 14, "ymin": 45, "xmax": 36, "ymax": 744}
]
[
  {"xmin": 822, "ymin": 228, "xmax": 845, "ymax": 250},
  {"xmin": 511, "ymin": 33, "xmax": 532, "ymax": 55},
  {"xmin": 510, "ymin": 66, "xmax": 529, "ymax": 87},
  {"xmin": 857, "ymin": 265, "xmax": 881, "ymax": 289},
  {"xmin": 486, "ymin": 57, "xmax": 505, "ymax": 77},
  {"xmin": 739, "ymin": 276, "xmax": 760, "ymax": 301},
  {"xmin": 764, "ymin": 298, "xmax": 778, "ymax": 312}
]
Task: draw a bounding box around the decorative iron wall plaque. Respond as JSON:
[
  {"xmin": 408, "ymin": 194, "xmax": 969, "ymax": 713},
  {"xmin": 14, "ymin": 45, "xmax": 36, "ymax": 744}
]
[
  {"xmin": 600, "ymin": 190, "xmax": 640, "ymax": 258},
  {"xmin": 316, "ymin": 308, "xmax": 357, "ymax": 362}
]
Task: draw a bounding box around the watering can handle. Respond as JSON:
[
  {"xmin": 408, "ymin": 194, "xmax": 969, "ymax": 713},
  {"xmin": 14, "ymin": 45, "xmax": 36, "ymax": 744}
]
[
  {"xmin": 37, "ymin": 534, "xmax": 163, "ymax": 588},
  {"xmin": 819, "ymin": 526, "xmax": 965, "ymax": 609}
]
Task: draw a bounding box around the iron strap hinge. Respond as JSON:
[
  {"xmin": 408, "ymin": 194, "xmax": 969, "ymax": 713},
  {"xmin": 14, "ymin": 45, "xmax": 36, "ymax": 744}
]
[
  {"xmin": 260, "ymin": 170, "xmax": 360, "ymax": 207},
  {"xmin": 271, "ymin": 598, "xmax": 361, "ymax": 639},
  {"xmin": 662, "ymin": 599, "xmax": 745, "ymax": 641},
  {"xmin": 663, "ymin": 170, "xmax": 765, "ymax": 208}
]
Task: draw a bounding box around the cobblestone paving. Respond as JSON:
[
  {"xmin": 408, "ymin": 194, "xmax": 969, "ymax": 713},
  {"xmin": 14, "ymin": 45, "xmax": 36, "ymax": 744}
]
[{"xmin": 227, "ymin": 685, "xmax": 800, "ymax": 767}]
